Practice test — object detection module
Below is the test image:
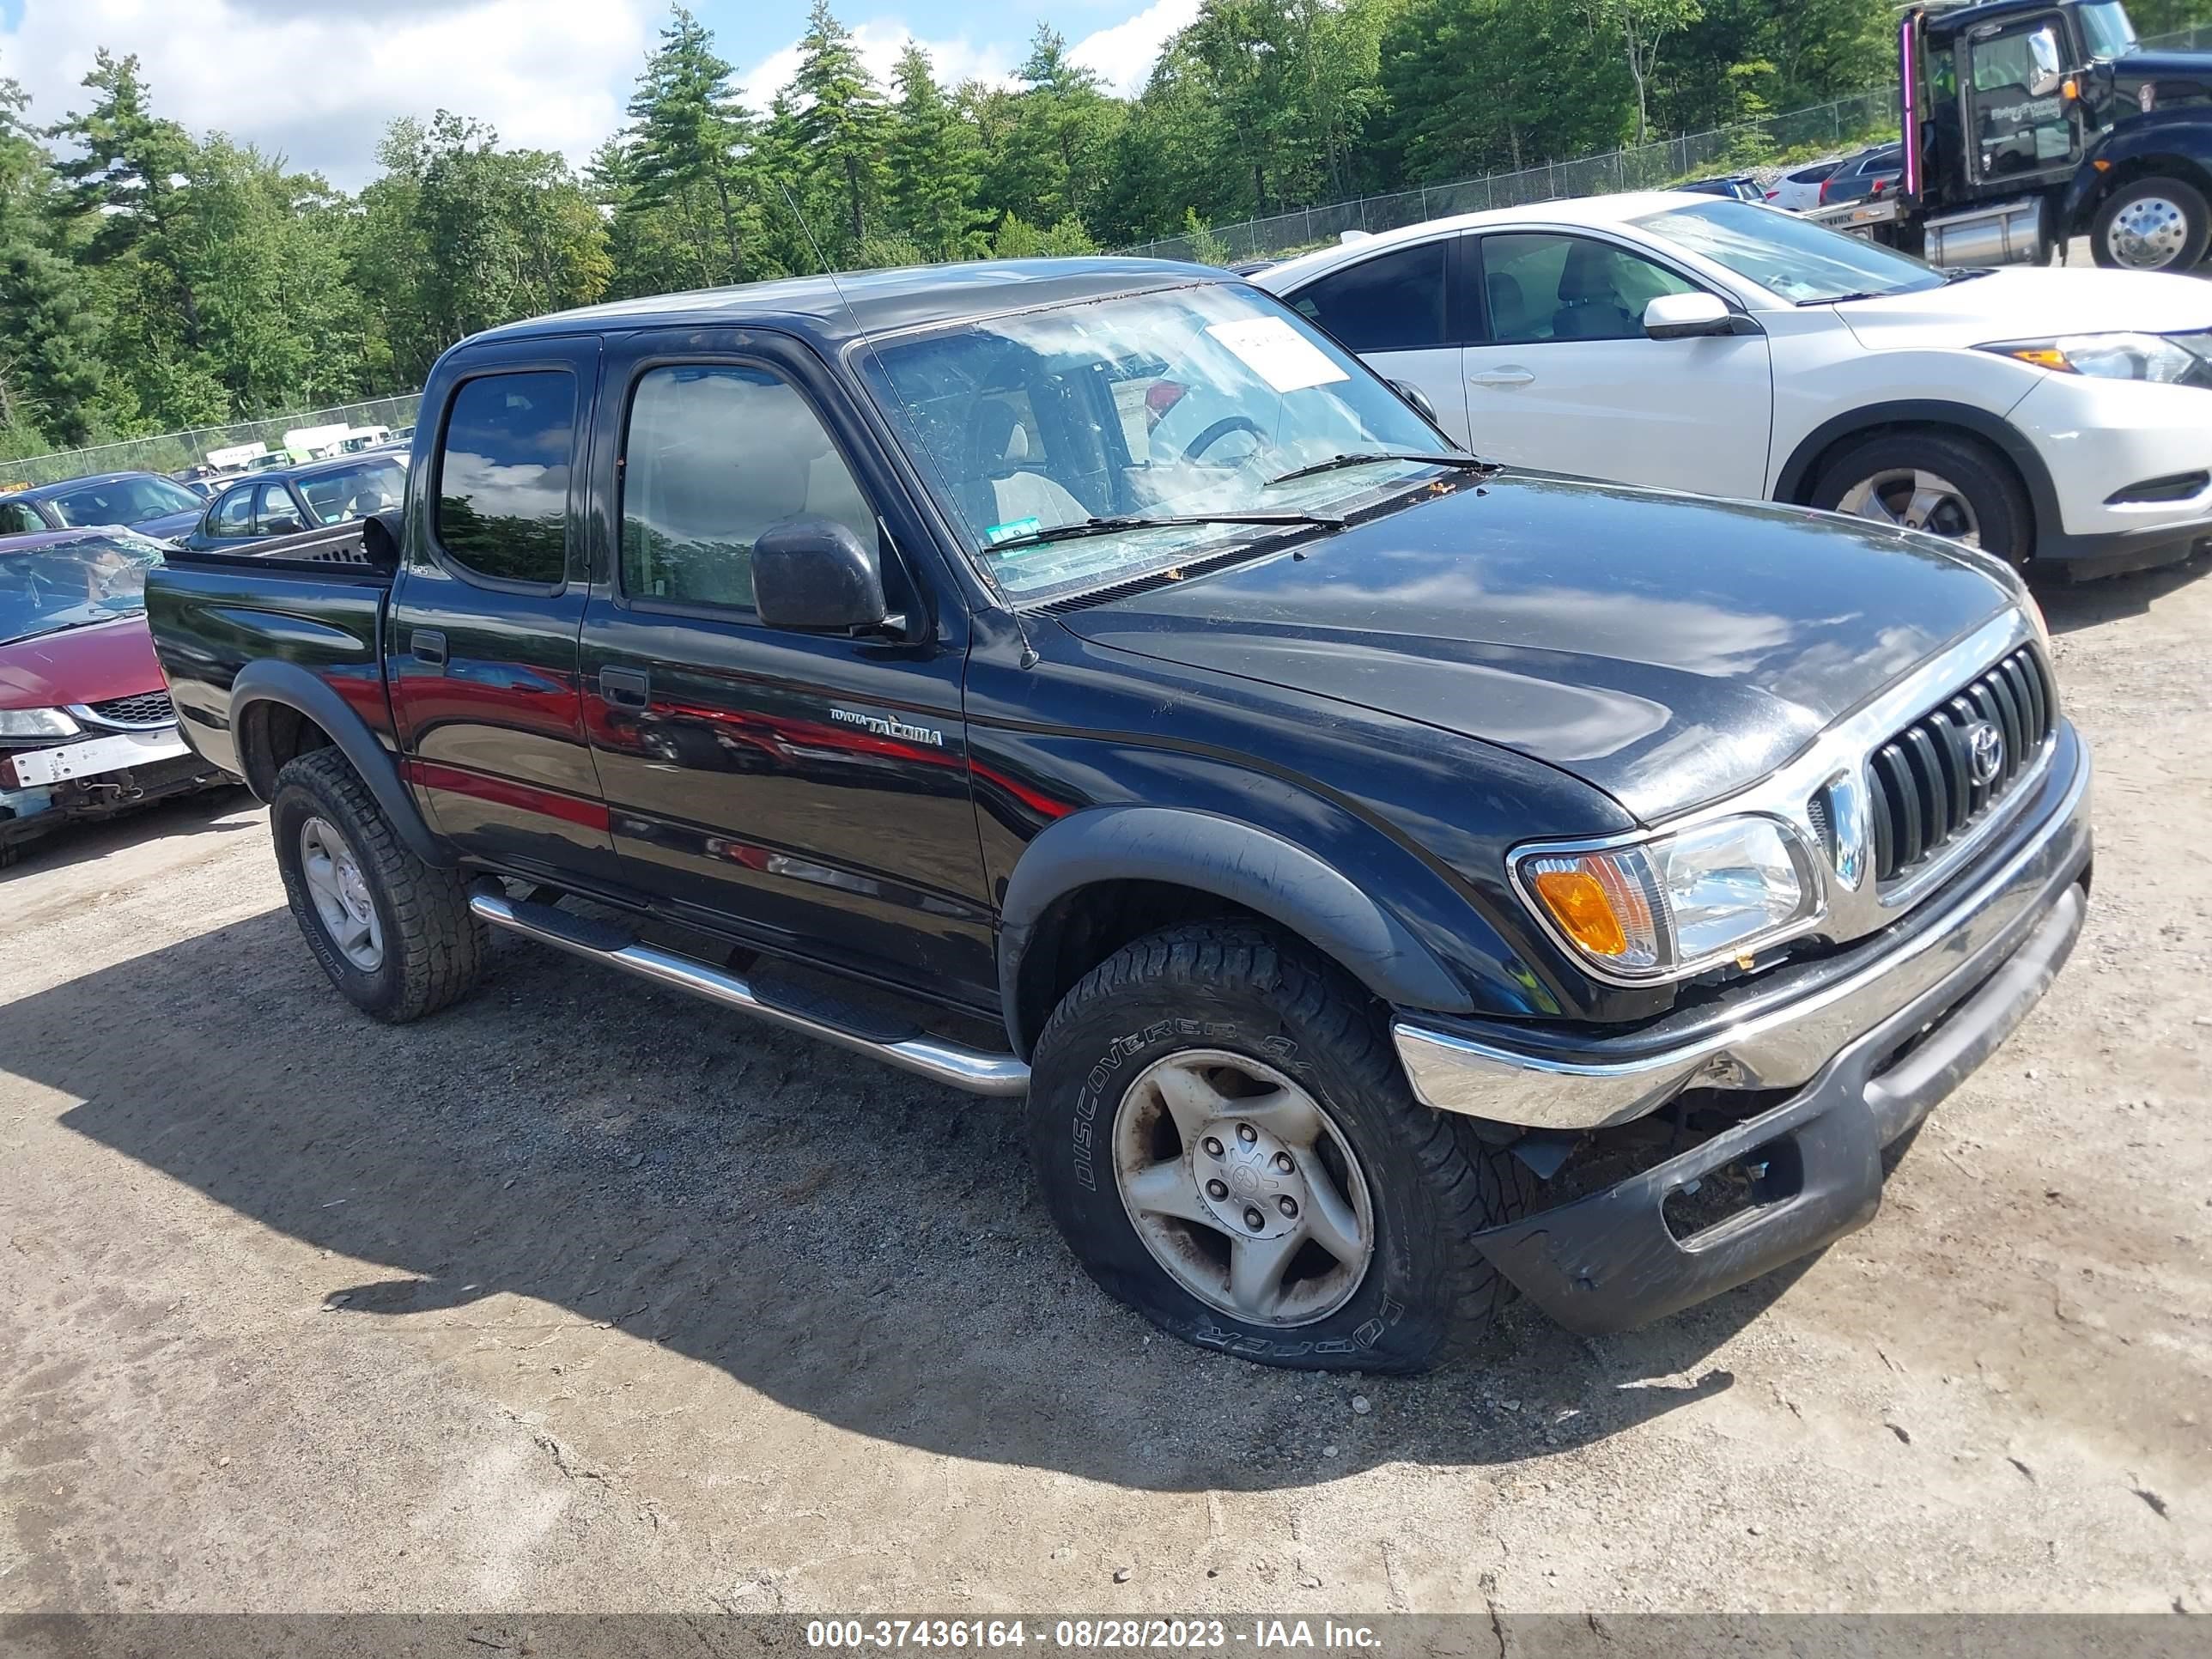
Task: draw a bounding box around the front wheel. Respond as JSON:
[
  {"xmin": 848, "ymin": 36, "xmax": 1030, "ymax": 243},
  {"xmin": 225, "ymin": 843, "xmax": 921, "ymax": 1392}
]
[
  {"xmin": 2090, "ymin": 177, "xmax": 2211, "ymax": 272},
  {"xmin": 1025, "ymin": 921, "xmax": 1533, "ymax": 1372},
  {"xmin": 1809, "ymin": 430, "xmax": 2033, "ymax": 567}
]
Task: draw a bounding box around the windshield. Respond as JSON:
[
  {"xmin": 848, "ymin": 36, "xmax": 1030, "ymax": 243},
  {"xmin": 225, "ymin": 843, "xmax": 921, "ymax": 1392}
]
[
  {"xmin": 1635, "ymin": 198, "xmax": 1945, "ymax": 303},
  {"xmin": 298, "ymin": 457, "xmax": 408, "ymax": 524},
  {"xmin": 0, "ymin": 531, "xmax": 167, "ymax": 646},
  {"xmin": 45, "ymin": 475, "xmax": 201, "ymax": 526},
  {"xmin": 860, "ymin": 283, "xmax": 1459, "ymax": 605},
  {"xmin": 2078, "ymin": 1, "xmax": 2139, "ymax": 58}
]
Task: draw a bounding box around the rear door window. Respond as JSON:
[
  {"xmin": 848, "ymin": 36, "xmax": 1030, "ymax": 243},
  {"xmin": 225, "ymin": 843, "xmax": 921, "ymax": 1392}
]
[
  {"xmin": 434, "ymin": 371, "xmax": 577, "ymax": 586},
  {"xmin": 1286, "ymin": 240, "xmax": 1451, "ymax": 353}
]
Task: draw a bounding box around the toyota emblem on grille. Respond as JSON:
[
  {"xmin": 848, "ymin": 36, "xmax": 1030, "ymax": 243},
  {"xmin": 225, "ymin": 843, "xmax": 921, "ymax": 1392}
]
[{"xmin": 1966, "ymin": 721, "xmax": 2005, "ymax": 786}]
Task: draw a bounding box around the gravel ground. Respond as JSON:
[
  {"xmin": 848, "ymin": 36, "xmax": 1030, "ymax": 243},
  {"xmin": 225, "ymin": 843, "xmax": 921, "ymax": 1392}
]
[{"xmin": 2, "ymin": 560, "xmax": 2209, "ymax": 1618}]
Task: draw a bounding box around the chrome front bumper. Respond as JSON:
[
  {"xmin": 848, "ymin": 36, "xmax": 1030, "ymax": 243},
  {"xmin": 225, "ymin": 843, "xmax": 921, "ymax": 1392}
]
[{"xmin": 1394, "ymin": 726, "xmax": 2092, "ymax": 1133}]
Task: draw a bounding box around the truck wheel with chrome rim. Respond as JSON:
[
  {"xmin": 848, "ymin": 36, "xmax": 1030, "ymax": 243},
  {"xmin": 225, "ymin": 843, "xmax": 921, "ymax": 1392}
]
[
  {"xmin": 269, "ymin": 747, "xmax": 485, "ymax": 1022},
  {"xmin": 1026, "ymin": 921, "xmax": 1533, "ymax": 1371},
  {"xmin": 2090, "ymin": 177, "xmax": 2210, "ymax": 272},
  {"xmin": 1810, "ymin": 430, "xmax": 2032, "ymax": 568}
]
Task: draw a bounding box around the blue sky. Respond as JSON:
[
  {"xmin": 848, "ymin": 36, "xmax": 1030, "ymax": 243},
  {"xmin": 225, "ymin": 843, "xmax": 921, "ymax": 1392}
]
[{"xmin": 0, "ymin": 0, "xmax": 1198, "ymax": 188}]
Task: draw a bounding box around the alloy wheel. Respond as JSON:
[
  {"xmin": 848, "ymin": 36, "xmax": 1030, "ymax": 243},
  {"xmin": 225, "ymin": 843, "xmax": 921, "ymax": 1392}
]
[
  {"xmin": 1834, "ymin": 467, "xmax": 1983, "ymax": 548},
  {"xmin": 299, "ymin": 816, "xmax": 383, "ymax": 971},
  {"xmin": 1110, "ymin": 1048, "xmax": 1375, "ymax": 1327}
]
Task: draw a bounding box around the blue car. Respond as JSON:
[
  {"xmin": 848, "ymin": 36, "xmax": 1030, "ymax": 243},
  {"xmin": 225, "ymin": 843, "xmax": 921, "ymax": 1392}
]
[{"xmin": 0, "ymin": 471, "xmax": 209, "ymax": 543}]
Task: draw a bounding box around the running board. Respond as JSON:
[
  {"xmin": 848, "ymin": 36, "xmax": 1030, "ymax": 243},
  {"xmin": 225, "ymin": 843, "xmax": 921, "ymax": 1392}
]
[{"xmin": 467, "ymin": 885, "xmax": 1030, "ymax": 1097}]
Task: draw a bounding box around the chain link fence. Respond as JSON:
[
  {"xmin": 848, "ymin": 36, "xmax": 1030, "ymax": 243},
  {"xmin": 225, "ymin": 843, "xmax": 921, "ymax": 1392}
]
[
  {"xmin": 3, "ymin": 393, "xmax": 424, "ymax": 488},
  {"xmin": 1126, "ymin": 23, "xmax": 2212, "ymax": 265}
]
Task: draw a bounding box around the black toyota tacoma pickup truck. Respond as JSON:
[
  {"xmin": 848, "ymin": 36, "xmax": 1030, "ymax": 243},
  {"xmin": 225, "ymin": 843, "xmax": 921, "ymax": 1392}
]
[{"xmin": 143, "ymin": 259, "xmax": 2092, "ymax": 1371}]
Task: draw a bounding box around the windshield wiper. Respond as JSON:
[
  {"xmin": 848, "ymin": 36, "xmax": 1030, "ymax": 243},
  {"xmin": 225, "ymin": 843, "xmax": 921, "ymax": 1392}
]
[
  {"xmin": 1264, "ymin": 451, "xmax": 1497, "ymax": 487},
  {"xmin": 985, "ymin": 512, "xmax": 1342, "ymax": 552},
  {"xmin": 1943, "ymin": 267, "xmax": 1996, "ymax": 283}
]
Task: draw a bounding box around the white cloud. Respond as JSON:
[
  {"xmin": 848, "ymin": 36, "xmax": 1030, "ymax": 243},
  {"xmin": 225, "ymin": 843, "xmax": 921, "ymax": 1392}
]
[
  {"xmin": 738, "ymin": 21, "xmax": 1019, "ymax": 113},
  {"xmin": 1, "ymin": 0, "xmax": 653, "ymax": 190},
  {"xmin": 1069, "ymin": 0, "xmax": 1200, "ymax": 94}
]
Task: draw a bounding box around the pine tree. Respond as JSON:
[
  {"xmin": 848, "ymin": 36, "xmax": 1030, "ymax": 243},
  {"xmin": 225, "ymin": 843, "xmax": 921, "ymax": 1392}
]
[
  {"xmin": 887, "ymin": 42, "xmax": 984, "ymax": 262},
  {"xmin": 791, "ymin": 0, "xmax": 889, "ymax": 252},
  {"xmin": 621, "ymin": 5, "xmax": 760, "ymax": 285}
]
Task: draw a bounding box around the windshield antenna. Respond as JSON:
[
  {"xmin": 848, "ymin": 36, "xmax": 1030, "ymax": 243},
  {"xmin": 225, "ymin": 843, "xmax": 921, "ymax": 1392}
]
[{"xmin": 769, "ymin": 179, "xmax": 1041, "ymax": 669}]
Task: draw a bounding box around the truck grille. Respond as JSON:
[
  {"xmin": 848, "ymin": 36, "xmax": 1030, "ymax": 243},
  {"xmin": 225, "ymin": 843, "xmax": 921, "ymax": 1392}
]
[
  {"xmin": 82, "ymin": 690, "xmax": 176, "ymax": 728},
  {"xmin": 1869, "ymin": 645, "xmax": 2054, "ymax": 885}
]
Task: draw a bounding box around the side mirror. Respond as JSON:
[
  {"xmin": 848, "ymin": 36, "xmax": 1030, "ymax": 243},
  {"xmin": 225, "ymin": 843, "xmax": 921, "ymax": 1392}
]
[
  {"xmin": 753, "ymin": 517, "xmax": 892, "ymax": 634},
  {"xmin": 1388, "ymin": 379, "xmax": 1442, "ymax": 428},
  {"xmin": 1644, "ymin": 292, "xmax": 1737, "ymax": 340},
  {"xmin": 361, "ymin": 507, "xmax": 404, "ymax": 569},
  {"xmin": 2027, "ymin": 26, "xmax": 2064, "ymax": 97}
]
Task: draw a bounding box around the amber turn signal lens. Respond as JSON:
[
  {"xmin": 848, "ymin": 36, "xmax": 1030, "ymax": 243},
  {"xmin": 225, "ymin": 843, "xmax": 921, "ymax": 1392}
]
[
  {"xmin": 2008, "ymin": 347, "xmax": 2072, "ymax": 371},
  {"xmin": 1530, "ymin": 868, "xmax": 1630, "ymax": 957}
]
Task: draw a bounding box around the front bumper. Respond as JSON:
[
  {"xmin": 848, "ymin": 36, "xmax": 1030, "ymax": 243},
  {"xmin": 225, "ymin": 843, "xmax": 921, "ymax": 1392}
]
[
  {"xmin": 2, "ymin": 738, "xmax": 230, "ymax": 851},
  {"xmin": 1394, "ymin": 726, "xmax": 2091, "ymax": 1334},
  {"xmin": 2009, "ymin": 372, "xmax": 2212, "ymax": 574}
]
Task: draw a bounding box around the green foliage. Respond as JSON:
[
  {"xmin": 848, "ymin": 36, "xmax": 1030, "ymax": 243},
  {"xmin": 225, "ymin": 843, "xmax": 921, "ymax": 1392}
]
[
  {"xmin": 887, "ymin": 43, "xmax": 987, "ymax": 261},
  {"xmin": 4, "ymin": 0, "xmax": 2201, "ymax": 464}
]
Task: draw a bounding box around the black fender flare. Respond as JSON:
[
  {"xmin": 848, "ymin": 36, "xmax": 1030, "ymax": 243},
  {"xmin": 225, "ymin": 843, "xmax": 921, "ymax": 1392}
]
[
  {"xmin": 1774, "ymin": 400, "xmax": 2062, "ymax": 544},
  {"xmin": 2062, "ymin": 118, "xmax": 2212, "ymax": 231},
  {"xmin": 228, "ymin": 660, "xmax": 453, "ymax": 868},
  {"xmin": 996, "ymin": 805, "xmax": 1474, "ymax": 1056}
]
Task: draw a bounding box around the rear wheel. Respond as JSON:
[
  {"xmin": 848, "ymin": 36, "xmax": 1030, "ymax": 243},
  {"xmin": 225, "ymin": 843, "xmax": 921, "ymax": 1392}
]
[
  {"xmin": 1025, "ymin": 921, "xmax": 1533, "ymax": 1372},
  {"xmin": 2091, "ymin": 177, "xmax": 2211, "ymax": 272},
  {"xmin": 269, "ymin": 747, "xmax": 484, "ymax": 1022},
  {"xmin": 1810, "ymin": 430, "xmax": 2033, "ymax": 567}
]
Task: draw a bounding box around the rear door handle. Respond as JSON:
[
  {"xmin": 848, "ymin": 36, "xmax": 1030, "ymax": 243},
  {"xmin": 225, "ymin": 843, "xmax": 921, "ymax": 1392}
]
[
  {"xmin": 599, "ymin": 666, "xmax": 650, "ymax": 710},
  {"xmin": 1470, "ymin": 368, "xmax": 1536, "ymax": 389},
  {"xmin": 410, "ymin": 629, "xmax": 447, "ymax": 667}
]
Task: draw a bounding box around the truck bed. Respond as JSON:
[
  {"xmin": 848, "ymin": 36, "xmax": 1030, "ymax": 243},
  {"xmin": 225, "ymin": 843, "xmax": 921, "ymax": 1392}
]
[{"xmin": 147, "ymin": 531, "xmax": 397, "ymax": 782}]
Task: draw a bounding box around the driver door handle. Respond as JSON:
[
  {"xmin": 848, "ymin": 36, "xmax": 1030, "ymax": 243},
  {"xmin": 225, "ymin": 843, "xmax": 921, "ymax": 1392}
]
[
  {"xmin": 1470, "ymin": 368, "xmax": 1536, "ymax": 389},
  {"xmin": 599, "ymin": 666, "xmax": 650, "ymax": 711}
]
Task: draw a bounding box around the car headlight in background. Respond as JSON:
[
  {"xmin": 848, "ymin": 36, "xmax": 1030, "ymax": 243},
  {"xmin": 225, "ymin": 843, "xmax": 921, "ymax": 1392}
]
[
  {"xmin": 1517, "ymin": 817, "xmax": 1818, "ymax": 981},
  {"xmin": 0, "ymin": 707, "xmax": 81, "ymax": 739},
  {"xmin": 1981, "ymin": 331, "xmax": 2211, "ymax": 387}
]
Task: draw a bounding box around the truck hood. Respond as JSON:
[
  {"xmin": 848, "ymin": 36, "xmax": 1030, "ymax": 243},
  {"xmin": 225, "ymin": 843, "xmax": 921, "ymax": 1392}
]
[
  {"xmin": 1835, "ymin": 268, "xmax": 2212, "ymax": 350},
  {"xmin": 0, "ymin": 614, "xmax": 165, "ymax": 711},
  {"xmin": 2110, "ymin": 50, "xmax": 2212, "ymax": 106},
  {"xmin": 1054, "ymin": 475, "xmax": 2014, "ymax": 823}
]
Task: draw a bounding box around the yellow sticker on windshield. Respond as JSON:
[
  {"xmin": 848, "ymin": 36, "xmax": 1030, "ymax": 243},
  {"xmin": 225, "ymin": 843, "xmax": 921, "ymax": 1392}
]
[{"xmin": 1204, "ymin": 318, "xmax": 1351, "ymax": 394}]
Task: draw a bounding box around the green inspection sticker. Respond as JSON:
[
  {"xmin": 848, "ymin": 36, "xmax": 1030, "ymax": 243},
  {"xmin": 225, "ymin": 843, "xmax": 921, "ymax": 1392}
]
[{"xmin": 985, "ymin": 517, "xmax": 1042, "ymax": 545}]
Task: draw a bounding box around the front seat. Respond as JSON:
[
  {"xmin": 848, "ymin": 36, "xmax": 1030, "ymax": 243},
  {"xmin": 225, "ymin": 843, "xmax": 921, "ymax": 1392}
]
[
  {"xmin": 1552, "ymin": 243, "xmax": 1640, "ymax": 341},
  {"xmin": 1486, "ymin": 270, "xmax": 1528, "ymax": 341},
  {"xmin": 969, "ymin": 398, "xmax": 1086, "ymax": 532}
]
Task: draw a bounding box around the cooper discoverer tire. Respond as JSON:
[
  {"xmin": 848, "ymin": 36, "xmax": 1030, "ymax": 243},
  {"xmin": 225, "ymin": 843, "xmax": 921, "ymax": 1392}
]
[
  {"xmin": 269, "ymin": 747, "xmax": 485, "ymax": 1023},
  {"xmin": 1025, "ymin": 921, "xmax": 1534, "ymax": 1372},
  {"xmin": 1810, "ymin": 428, "xmax": 2033, "ymax": 567},
  {"xmin": 2090, "ymin": 176, "xmax": 2210, "ymax": 272}
]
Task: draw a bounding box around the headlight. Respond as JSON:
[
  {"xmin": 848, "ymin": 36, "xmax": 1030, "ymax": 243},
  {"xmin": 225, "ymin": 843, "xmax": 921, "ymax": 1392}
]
[
  {"xmin": 1980, "ymin": 332, "xmax": 2208, "ymax": 386},
  {"xmin": 0, "ymin": 707, "xmax": 80, "ymax": 738},
  {"xmin": 1516, "ymin": 816, "xmax": 1818, "ymax": 982}
]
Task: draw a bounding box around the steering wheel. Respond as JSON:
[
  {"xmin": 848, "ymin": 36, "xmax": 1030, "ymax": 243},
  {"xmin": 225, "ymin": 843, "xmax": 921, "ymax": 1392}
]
[{"xmin": 1182, "ymin": 415, "xmax": 1269, "ymax": 465}]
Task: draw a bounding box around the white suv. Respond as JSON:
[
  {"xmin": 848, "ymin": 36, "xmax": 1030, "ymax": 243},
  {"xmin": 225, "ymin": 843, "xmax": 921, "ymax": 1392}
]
[{"xmin": 1254, "ymin": 192, "xmax": 2212, "ymax": 578}]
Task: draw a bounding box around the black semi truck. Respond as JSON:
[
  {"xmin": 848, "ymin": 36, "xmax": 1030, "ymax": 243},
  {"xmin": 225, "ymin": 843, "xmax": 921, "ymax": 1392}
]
[{"xmin": 1808, "ymin": 0, "xmax": 2212, "ymax": 271}]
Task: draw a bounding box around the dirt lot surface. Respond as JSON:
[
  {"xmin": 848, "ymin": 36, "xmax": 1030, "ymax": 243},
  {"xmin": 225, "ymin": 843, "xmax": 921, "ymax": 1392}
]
[{"xmin": 3, "ymin": 564, "xmax": 2210, "ymax": 1620}]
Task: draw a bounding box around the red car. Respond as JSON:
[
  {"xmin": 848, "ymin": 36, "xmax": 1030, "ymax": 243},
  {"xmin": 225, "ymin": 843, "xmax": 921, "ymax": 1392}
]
[{"xmin": 1, "ymin": 527, "xmax": 230, "ymax": 866}]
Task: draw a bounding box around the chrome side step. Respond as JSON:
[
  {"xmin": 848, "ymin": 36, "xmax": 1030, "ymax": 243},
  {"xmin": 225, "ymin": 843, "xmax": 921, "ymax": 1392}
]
[{"xmin": 468, "ymin": 885, "xmax": 1031, "ymax": 1097}]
